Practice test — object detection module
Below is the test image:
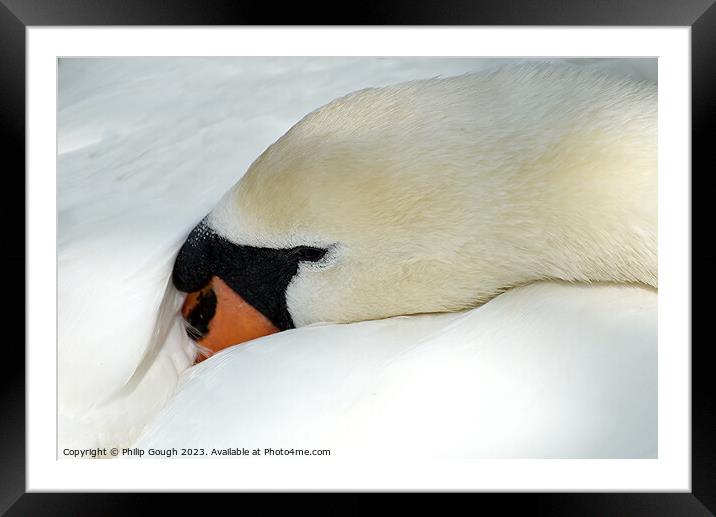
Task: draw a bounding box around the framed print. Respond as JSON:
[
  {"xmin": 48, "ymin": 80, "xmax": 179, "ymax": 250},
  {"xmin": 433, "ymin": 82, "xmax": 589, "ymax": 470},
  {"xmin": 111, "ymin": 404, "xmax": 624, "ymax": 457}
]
[{"xmin": 4, "ymin": 0, "xmax": 714, "ymax": 513}]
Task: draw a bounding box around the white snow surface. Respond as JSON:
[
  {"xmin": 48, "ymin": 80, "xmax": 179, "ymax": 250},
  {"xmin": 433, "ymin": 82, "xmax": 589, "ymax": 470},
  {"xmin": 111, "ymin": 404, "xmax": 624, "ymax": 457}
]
[{"xmin": 58, "ymin": 58, "xmax": 657, "ymax": 457}]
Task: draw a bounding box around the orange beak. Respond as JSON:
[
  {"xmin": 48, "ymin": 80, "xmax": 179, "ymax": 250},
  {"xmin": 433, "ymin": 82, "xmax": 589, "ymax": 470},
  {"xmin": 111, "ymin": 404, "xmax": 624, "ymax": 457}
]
[{"xmin": 181, "ymin": 276, "xmax": 279, "ymax": 363}]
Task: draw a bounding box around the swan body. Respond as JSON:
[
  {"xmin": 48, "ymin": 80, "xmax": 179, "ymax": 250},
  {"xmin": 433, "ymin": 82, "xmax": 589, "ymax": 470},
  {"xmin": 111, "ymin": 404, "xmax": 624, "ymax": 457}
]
[
  {"xmin": 57, "ymin": 59, "xmax": 657, "ymax": 458},
  {"xmin": 136, "ymin": 282, "xmax": 656, "ymax": 458}
]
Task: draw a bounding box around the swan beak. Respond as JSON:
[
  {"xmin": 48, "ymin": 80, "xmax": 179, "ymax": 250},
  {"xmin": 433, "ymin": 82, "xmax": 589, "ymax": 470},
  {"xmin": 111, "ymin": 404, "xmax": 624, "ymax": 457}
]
[{"xmin": 181, "ymin": 276, "xmax": 279, "ymax": 363}]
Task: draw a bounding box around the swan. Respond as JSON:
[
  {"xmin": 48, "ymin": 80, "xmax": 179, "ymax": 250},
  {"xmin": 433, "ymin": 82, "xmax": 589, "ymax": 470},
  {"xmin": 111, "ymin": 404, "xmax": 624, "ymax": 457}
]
[
  {"xmin": 58, "ymin": 60, "xmax": 657, "ymax": 458},
  {"xmin": 171, "ymin": 63, "xmax": 655, "ymax": 354}
]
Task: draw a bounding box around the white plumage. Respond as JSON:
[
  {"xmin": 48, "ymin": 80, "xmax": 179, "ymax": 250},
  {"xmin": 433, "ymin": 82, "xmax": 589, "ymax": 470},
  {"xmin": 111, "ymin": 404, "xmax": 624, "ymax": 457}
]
[
  {"xmin": 210, "ymin": 63, "xmax": 656, "ymax": 326},
  {"xmin": 58, "ymin": 58, "xmax": 657, "ymax": 457},
  {"xmin": 137, "ymin": 282, "xmax": 656, "ymax": 458}
]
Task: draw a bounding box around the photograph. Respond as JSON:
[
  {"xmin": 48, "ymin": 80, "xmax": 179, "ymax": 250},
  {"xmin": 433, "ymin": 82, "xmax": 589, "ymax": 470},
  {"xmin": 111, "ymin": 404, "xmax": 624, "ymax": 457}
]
[
  {"xmin": 57, "ymin": 57, "xmax": 658, "ymax": 460},
  {"xmin": 0, "ymin": 0, "xmax": 708, "ymax": 506}
]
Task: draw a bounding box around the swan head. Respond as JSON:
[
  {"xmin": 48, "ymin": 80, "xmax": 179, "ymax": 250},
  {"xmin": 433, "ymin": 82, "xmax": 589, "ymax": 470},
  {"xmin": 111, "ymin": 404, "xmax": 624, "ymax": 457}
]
[{"xmin": 172, "ymin": 66, "xmax": 657, "ymax": 360}]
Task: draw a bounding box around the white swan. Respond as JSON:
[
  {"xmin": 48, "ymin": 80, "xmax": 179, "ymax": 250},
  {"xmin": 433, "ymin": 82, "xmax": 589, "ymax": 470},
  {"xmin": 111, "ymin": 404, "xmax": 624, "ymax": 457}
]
[{"xmin": 58, "ymin": 59, "xmax": 657, "ymax": 458}]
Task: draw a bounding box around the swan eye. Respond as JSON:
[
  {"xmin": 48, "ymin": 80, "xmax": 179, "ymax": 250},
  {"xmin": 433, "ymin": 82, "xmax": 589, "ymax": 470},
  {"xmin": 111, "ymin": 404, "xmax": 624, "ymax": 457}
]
[{"xmin": 294, "ymin": 246, "xmax": 327, "ymax": 262}]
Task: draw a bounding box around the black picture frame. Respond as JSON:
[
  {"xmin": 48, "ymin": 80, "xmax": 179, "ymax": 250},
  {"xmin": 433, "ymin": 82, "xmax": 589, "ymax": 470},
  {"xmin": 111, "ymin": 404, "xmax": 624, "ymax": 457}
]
[{"xmin": 3, "ymin": 0, "xmax": 713, "ymax": 514}]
